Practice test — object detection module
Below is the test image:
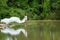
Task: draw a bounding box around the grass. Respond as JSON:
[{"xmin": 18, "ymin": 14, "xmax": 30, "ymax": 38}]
[{"xmin": 0, "ymin": 20, "xmax": 60, "ymax": 40}]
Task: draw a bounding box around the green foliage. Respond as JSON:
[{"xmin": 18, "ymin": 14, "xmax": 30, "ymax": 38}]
[
  {"xmin": 0, "ymin": 7, "xmax": 10, "ymax": 19},
  {"xmin": 8, "ymin": 7, "xmax": 26, "ymax": 19},
  {"xmin": 51, "ymin": 0, "xmax": 60, "ymax": 19},
  {"xmin": 41, "ymin": 0, "xmax": 50, "ymax": 19},
  {"xmin": 0, "ymin": 0, "xmax": 60, "ymax": 20},
  {"xmin": 0, "ymin": 0, "xmax": 7, "ymax": 7}
]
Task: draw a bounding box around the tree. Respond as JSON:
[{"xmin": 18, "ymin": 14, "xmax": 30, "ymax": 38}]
[{"xmin": 41, "ymin": 0, "xmax": 51, "ymax": 19}]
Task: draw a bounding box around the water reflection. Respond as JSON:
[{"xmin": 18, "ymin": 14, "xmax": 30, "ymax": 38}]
[
  {"xmin": 1, "ymin": 27, "xmax": 27, "ymax": 40},
  {"xmin": 0, "ymin": 20, "xmax": 60, "ymax": 40}
]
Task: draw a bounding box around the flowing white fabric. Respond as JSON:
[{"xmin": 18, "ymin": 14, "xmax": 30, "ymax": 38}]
[{"xmin": 1, "ymin": 16, "xmax": 27, "ymax": 24}]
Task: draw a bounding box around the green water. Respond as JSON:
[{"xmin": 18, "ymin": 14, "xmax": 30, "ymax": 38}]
[{"xmin": 0, "ymin": 20, "xmax": 60, "ymax": 40}]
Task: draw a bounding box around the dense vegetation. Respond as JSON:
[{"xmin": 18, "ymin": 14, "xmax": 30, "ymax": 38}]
[{"xmin": 0, "ymin": 0, "xmax": 60, "ymax": 20}]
